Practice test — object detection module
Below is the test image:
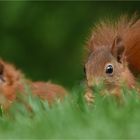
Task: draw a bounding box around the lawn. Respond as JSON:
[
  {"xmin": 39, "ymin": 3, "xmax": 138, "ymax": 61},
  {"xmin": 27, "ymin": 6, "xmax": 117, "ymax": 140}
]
[{"xmin": 0, "ymin": 84, "xmax": 140, "ymax": 139}]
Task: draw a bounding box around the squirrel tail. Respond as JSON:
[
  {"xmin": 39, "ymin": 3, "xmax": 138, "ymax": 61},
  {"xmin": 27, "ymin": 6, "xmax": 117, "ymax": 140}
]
[{"xmin": 123, "ymin": 18, "xmax": 140, "ymax": 75}]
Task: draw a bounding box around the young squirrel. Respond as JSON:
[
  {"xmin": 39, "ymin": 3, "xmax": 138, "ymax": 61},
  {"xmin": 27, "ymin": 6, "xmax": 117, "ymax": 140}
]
[
  {"xmin": 0, "ymin": 59, "xmax": 67, "ymax": 110},
  {"xmin": 84, "ymin": 14, "xmax": 140, "ymax": 103}
]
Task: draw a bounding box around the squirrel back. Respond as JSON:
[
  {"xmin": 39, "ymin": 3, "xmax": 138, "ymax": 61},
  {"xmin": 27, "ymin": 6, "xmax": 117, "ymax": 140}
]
[
  {"xmin": 85, "ymin": 14, "xmax": 140, "ymax": 92},
  {"xmin": 0, "ymin": 59, "xmax": 67, "ymax": 110}
]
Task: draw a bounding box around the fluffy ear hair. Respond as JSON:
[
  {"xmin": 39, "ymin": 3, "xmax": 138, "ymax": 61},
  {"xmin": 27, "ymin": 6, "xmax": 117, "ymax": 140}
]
[
  {"xmin": 111, "ymin": 35, "xmax": 125, "ymax": 63},
  {"xmin": 87, "ymin": 34, "xmax": 95, "ymax": 53}
]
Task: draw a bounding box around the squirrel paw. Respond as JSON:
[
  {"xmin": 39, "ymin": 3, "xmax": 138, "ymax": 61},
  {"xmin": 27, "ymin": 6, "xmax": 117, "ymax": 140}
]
[{"xmin": 84, "ymin": 91, "xmax": 95, "ymax": 105}]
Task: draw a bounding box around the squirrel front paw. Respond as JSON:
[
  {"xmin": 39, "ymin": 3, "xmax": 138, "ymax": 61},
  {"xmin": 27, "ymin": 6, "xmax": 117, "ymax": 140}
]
[{"xmin": 84, "ymin": 90, "xmax": 95, "ymax": 105}]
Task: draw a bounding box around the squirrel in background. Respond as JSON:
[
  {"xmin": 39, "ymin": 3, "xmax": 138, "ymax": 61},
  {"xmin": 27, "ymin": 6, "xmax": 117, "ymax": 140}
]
[
  {"xmin": 84, "ymin": 14, "xmax": 140, "ymax": 103},
  {"xmin": 0, "ymin": 59, "xmax": 67, "ymax": 111}
]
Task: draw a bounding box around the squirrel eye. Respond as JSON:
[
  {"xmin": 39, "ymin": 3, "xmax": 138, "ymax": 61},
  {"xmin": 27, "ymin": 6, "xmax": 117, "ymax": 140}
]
[
  {"xmin": 105, "ymin": 64, "xmax": 113, "ymax": 75},
  {"xmin": 84, "ymin": 67, "xmax": 86, "ymax": 73}
]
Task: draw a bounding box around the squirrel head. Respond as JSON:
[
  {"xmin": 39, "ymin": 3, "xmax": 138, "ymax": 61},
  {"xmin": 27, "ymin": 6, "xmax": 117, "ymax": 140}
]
[
  {"xmin": 0, "ymin": 61, "xmax": 6, "ymax": 84},
  {"xmin": 0, "ymin": 60, "xmax": 23, "ymax": 105},
  {"xmin": 85, "ymin": 36, "xmax": 135, "ymax": 90},
  {"xmin": 0, "ymin": 60, "xmax": 22, "ymax": 87}
]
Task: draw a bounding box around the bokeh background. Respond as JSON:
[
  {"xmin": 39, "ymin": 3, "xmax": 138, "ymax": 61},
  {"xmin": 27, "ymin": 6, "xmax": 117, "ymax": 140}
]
[{"xmin": 0, "ymin": 1, "xmax": 139, "ymax": 88}]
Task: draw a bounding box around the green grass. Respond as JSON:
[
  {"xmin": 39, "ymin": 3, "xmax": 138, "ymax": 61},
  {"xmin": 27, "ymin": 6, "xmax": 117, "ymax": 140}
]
[{"xmin": 0, "ymin": 84, "xmax": 140, "ymax": 139}]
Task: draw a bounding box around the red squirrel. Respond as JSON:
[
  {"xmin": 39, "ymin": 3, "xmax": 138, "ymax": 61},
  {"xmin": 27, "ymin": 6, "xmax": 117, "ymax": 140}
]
[
  {"xmin": 84, "ymin": 14, "xmax": 140, "ymax": 102},
  {"xmin": 0, "ymin": 59, "xmax": 67, "ymax": 110}
]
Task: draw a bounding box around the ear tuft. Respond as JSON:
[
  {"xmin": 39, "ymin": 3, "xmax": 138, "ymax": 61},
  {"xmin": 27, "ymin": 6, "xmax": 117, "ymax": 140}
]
[{"xmin": 111, "ymin": 35, "xmax": 125, "ymax": 63}]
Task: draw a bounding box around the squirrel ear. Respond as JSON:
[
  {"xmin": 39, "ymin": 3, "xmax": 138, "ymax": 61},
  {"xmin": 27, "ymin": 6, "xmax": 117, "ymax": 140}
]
[{"xmin": 111, "ymin": 35, "xmax": 125, "ymax": 63}]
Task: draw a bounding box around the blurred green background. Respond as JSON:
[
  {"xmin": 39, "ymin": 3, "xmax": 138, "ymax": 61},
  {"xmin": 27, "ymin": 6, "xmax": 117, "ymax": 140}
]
[{"xmin": 0, "ymin": 1, "xmax": 139, "ymax": 88}]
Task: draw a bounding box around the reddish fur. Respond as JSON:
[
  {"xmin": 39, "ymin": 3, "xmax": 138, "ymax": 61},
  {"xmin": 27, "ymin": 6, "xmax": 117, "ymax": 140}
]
[
  {"xmin": 123, "ymin": 20, "xmax": 140, "ymax": 74},
  {"xmin": 85, "ymin": 14, "xmax": 140, "ymax": 102},
  {"xmin": 88, "ymin": 15, "xmax": 140, "ymax": 75},
  {"xmin": 31, "ymin": 82, "xmax": 67, "ymax": 104},
  {"xmin": 88, "ymin": 15, "xmax": 138, "ymax": 51},
  {"xmin": 0, "ymin": 60, "xmax": 67, "ymax": 109}
]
